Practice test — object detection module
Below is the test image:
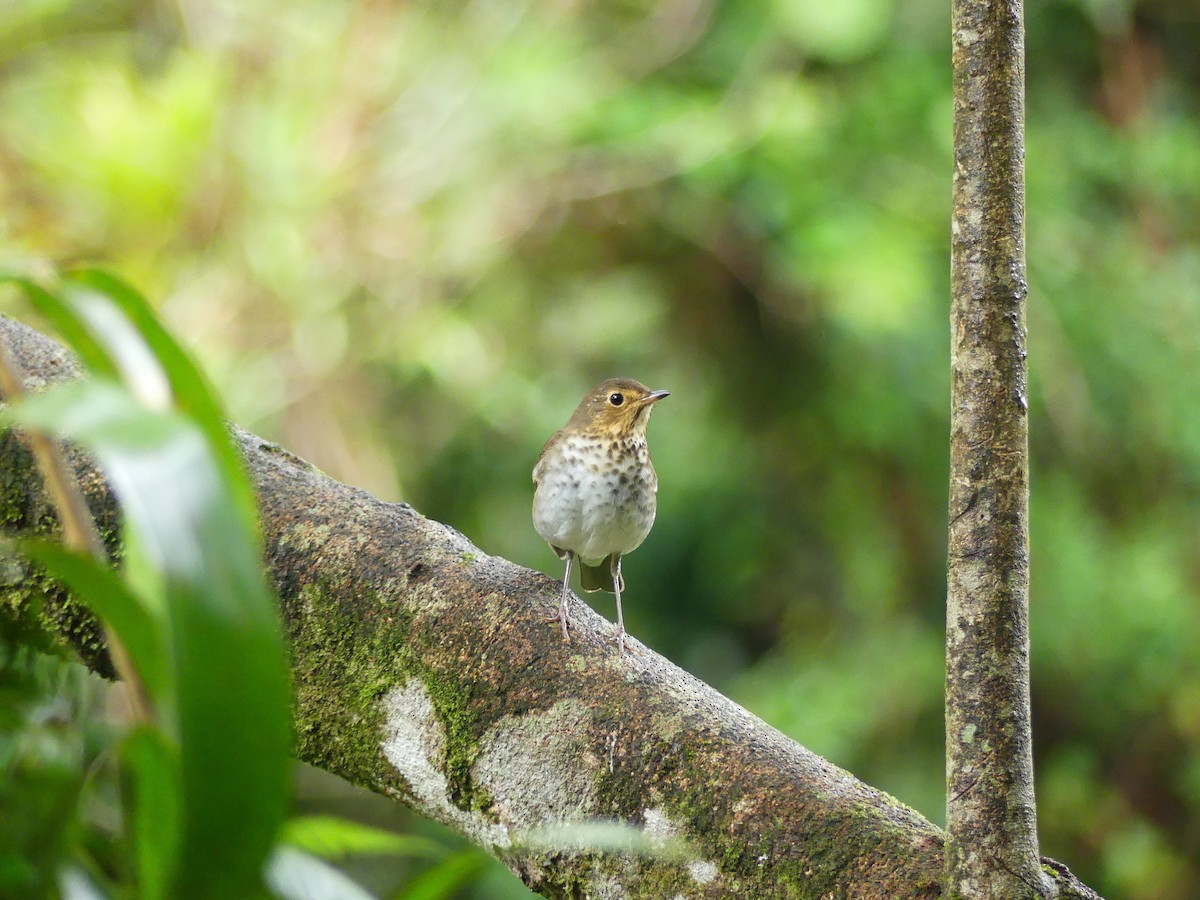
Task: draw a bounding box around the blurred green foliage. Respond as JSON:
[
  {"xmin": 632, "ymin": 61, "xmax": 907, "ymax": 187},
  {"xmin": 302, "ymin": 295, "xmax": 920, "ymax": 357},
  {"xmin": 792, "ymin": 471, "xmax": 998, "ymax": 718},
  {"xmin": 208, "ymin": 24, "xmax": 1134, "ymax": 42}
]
[
  {"xmin": 2, "ymin": 0, "xmax": 1199, "ymax": 897},
  {"xmin": 2, "ymin": 272, "xmax": 297, "ymax": 897}
]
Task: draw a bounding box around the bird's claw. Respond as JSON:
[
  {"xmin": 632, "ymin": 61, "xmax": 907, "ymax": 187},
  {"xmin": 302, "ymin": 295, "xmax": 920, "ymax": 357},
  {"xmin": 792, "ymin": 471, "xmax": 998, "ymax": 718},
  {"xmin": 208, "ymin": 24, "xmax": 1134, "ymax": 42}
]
[
  {"xmin": 612, "ymin": 623, "xmax": 630, "ymax": 655},
  {"xmin": 544, "ymin": 599, "xmax": 574, "ymax": 643}
]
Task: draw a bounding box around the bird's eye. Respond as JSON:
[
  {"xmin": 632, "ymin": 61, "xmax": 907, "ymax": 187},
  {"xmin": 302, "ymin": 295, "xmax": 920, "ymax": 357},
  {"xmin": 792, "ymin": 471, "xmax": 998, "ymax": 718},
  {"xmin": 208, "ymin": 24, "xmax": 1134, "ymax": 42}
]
[{"xmin": 608, "ymin": 392, "xmax": 625, "ymax": 406}]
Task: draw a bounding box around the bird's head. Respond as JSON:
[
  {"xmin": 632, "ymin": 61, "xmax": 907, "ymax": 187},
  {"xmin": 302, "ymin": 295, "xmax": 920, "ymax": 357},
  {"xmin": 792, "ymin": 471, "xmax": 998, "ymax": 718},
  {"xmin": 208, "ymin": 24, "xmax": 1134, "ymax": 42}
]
[{"xmin": 566, "ymin": 377, "xmax": 670, "ymax": 439}]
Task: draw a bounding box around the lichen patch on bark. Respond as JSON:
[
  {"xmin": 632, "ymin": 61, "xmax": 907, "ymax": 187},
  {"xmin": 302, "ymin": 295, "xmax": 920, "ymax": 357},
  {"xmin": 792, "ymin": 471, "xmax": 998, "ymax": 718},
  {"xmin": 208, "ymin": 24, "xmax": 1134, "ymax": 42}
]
[
  {"xmin": 474, "ymin": 698, "xmax": 598, "ymax": 827},
  {"xmin": 380, "ymin": 680, "xmax": 511, "ymax": 851}
]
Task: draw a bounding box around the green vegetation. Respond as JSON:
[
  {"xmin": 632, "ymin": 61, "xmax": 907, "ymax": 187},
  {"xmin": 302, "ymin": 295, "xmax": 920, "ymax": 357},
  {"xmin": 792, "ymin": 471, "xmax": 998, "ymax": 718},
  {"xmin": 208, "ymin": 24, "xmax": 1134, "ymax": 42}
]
[
  {"xmin": 0, "ymin": 271, "xmax": 294, "ymax": 896},
  {"xmin": 2, "ymin": 1, "xmax": 1199, "ymax": 897}
]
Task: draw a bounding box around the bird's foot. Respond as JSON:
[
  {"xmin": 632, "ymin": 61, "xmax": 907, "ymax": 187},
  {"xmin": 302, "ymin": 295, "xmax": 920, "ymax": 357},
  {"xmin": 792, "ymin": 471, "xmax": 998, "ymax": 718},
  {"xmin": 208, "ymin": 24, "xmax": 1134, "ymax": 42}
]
[
  {"xmin": 544, "ymin": 598, "xmax": 574, "ymax": 643},
  {"xmin": 612, "ymin": 622, "xmax": 630, "ymax": 655}
]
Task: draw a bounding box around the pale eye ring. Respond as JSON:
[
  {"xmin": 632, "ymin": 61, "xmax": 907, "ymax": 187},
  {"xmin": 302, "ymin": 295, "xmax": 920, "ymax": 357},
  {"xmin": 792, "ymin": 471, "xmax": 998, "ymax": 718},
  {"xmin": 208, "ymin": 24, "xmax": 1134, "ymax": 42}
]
[{"xmin": 608, "ymin": 392, "xmax": 625, "ymax": 406}]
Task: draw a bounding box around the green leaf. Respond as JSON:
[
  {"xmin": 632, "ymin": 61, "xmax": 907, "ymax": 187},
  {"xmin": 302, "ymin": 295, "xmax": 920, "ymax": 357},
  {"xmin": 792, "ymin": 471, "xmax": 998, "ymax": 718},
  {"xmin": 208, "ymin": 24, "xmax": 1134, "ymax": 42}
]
[
  {"xmin": 62, "ymin": 269, "xmax": 261, "ymax": 536},
  {"xmin": 0, "ymin": 704, "xmax": 83, "ymax": 900},
  {"xmin": 0, "ymin": 272, "xmax": 120, "ymax": 381},
  {"xmin": 122, "ymin": 727, "xmax": 181, "ymax": 900},
  {"xmin": 265, "ymin": 848, "xmax": 378, "ymax": 900},
  {"xmin": 5, "ymin": 281, "xmax": 292, "ymax": 899},
  {"xmin": 280, "ymin": 817, "xmax": 446, "ymax": 861},
  {"xmin": 393, "ymin": 849, "xmax": 486, "ymax": 900},
  {"xmin": 14, "ymin": 539, "xmax": 170, "ymax": 705},
  {"xmin": 58, "ymin": 866, "xmax": 113, "ymax": 900},
  {"xmin": 4, "ymin": 380, "xmax": 219, "ymax": 578}
]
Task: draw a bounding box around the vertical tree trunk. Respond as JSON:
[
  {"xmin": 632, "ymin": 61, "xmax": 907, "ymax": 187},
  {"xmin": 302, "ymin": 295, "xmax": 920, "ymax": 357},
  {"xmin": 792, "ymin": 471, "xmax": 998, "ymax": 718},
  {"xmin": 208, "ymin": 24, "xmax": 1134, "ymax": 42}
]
[{"xmin": 947, "ymin": 0, "xmax": 1052, "ymax": 897}]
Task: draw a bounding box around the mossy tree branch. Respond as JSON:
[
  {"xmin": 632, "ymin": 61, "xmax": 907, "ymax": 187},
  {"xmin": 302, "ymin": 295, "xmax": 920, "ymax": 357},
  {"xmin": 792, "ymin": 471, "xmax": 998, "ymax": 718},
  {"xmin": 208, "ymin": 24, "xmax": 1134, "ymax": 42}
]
[{"xmin": 1, "ymin": 316, "xmax": 1101, "ymax": 899}]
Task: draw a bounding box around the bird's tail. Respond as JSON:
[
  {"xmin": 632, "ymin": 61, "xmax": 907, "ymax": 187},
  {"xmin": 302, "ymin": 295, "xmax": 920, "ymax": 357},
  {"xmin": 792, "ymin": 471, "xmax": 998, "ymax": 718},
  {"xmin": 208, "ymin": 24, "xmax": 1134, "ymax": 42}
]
[{"xmin": 578, "ymin": 555, "xmax": 622, "ymax": 593}]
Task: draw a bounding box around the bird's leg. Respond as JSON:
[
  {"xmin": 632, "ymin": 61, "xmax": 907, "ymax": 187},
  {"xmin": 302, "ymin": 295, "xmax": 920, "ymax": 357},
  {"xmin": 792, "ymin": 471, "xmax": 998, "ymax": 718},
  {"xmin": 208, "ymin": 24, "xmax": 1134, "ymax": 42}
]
[
  {"xmin": 555, "ymin": 551, "xmax": 574, "ymax": 642},
  {"xmin": 610, "ymin": 554, "xmax": 628, "ymax": 654}
]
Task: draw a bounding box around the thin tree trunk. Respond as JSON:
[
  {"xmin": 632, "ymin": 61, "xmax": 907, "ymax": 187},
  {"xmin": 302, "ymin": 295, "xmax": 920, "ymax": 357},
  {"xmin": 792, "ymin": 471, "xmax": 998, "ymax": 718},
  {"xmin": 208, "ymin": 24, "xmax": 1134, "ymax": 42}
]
[{"xmin": 947, "ymin": 0, "xmax": 1052, "ymax": 897}]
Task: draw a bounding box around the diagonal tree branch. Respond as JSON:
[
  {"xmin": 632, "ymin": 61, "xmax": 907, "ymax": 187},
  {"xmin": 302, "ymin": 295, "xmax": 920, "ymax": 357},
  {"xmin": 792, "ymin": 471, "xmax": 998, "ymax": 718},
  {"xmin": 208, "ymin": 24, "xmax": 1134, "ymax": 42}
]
[{"xmin": 0, "ymin": 316, "xmax": 1101, "ymax": 899}]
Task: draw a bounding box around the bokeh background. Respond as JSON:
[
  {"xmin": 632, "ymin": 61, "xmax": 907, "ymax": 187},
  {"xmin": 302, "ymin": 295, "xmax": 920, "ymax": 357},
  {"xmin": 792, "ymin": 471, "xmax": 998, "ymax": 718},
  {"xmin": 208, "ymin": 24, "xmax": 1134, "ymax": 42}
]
[{"xmin": 3, "ymin": 0, "xmax": 1200, "ymax": 897}]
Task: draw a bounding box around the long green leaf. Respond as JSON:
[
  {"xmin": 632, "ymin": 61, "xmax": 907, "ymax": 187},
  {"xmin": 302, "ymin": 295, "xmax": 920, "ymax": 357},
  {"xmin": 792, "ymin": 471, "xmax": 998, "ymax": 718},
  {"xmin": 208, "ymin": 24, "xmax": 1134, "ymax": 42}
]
[
  {"xmin": 6, "ymin": 292, "xmax": 292, "ymax": 898},
  {"xmin": 57, "ymin": 866, "xmax": 113, "ymax": 900},
  {"xmin": 14, "ymin": 539, "xmax": 170, "ymax": 704},
  {"xmin": 62, "ymin": 269, "xmax": 261, "ymax": 534},
  {"xmin": 280, "ymin": 817, "xmax": 446, "ymax": 861},
  {"xmin": 394, "ymin": 849, "xmax": 486, "ymax": 900},
  {"xmin": 122, "ymin": 727, "xmax": 181, "ymax": 900},
  {"xmin": 0, "ymin": 272, "xmax": 119, "ymax": 381},
  {"xmin": 265, "ymin": 848, "xmax": 378, "ymax": 900}
]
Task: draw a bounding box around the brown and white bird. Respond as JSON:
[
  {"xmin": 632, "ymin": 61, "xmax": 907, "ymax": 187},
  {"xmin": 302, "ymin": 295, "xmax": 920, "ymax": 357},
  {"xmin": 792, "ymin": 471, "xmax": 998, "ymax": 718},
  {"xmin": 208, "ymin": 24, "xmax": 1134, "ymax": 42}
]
[{"xmin": 532, "ymin": 378, "xmax": 669, "ymax": 651}]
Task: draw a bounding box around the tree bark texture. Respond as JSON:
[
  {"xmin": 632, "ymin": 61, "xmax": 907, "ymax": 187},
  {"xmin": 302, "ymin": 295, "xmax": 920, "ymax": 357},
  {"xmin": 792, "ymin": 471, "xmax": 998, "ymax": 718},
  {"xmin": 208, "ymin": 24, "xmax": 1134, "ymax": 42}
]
[
  {"xmin": 1, "ymin": 317, "xmax": 1102, "ymax": 899},
  {"xmin": 948, "ymin": 1, "xmax": 1051, "ymax": 898}
]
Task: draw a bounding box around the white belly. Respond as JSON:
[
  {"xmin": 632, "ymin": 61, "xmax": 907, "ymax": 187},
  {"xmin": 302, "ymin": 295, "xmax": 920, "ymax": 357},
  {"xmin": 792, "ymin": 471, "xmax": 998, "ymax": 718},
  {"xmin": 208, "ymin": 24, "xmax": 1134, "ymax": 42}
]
[{"xmin": 533, "ymin": 437, "xmax": 657, "ymax": 564}]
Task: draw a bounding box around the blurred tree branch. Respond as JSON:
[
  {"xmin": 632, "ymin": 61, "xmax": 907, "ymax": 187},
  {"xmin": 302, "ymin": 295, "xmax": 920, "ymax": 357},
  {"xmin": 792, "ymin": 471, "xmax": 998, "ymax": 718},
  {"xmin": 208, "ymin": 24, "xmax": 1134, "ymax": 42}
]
[{"xmin": 1, "ymin": 316, "xmax": 1101, "ymax": 899}]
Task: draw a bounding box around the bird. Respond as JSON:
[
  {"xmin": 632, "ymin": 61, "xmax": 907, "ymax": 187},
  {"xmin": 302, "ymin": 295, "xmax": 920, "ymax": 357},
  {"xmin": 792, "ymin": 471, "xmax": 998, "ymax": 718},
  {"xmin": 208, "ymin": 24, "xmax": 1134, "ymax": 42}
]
[{"xmin": 532, "ymin": 377, "xmax": 669, "ymax": 652}]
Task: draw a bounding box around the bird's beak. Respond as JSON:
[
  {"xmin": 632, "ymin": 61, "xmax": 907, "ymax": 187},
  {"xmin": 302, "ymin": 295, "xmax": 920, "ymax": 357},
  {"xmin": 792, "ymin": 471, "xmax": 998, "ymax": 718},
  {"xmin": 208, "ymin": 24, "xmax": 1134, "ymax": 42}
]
[{"xmin": 639, "ymin": 390, "xmax": 671, "ymax": 406}]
